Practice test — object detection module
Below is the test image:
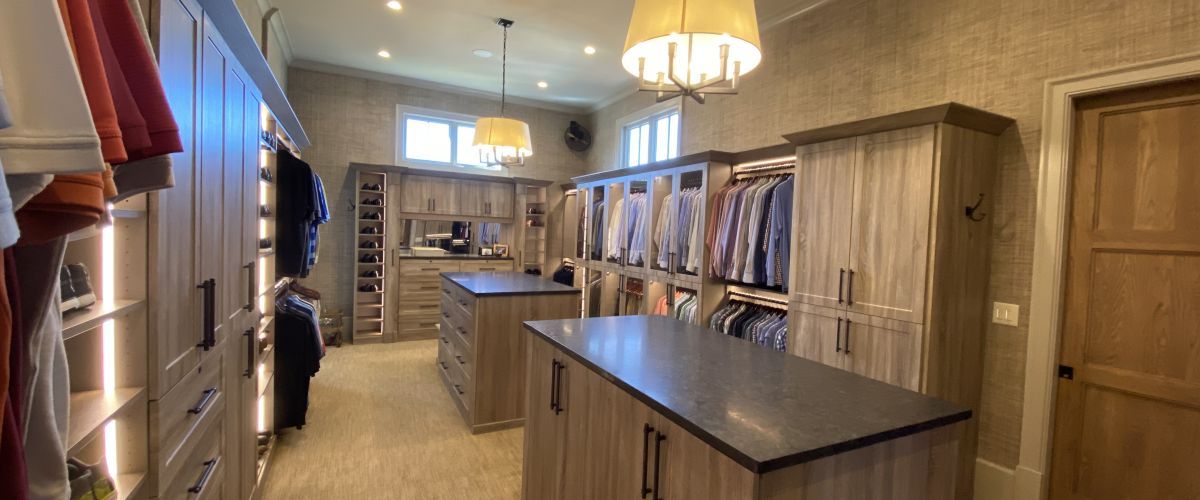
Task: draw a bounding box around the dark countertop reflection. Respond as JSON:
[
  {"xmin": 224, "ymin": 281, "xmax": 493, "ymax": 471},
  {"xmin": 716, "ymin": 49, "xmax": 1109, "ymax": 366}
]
[{"xmin": 442, "ymin": 271, "xmax": 581, "ymax": 297}]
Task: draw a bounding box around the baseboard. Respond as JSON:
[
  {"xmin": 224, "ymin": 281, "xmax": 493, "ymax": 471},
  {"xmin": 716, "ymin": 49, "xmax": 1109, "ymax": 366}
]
[
  {"xmin": 1012, "ymin": 464, "xmax": 1046, "ymax": 500},
  {"xmin": 974, "ymin": 459, "xmax": 1016, "ymax": 500}
]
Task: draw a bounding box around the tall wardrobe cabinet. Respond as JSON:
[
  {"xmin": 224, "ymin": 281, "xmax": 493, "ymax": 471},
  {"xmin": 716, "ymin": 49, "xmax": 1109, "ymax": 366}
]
[{"xmin": 148, "ymin": 0, "xmax": 306, "ymax": 498}]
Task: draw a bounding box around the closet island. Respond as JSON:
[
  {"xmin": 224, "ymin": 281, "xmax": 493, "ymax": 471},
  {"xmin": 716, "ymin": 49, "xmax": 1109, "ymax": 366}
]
[{"xmin": 522, "ymin": 315, "xmax": 967, "ymax": 499}]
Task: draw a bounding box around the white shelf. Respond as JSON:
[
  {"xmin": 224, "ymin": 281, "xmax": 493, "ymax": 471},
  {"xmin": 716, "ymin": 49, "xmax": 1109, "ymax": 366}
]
[
  {"xmin": 67, "ymin": 387, "xmax": 145, "ymax": 456},
  {"xmin": 62, "ymin": 300, "xmax": 147, "ymax": 341},
  {"xmin": 115, "ymin": 472, "xmax": 147, "ymax": 500}
]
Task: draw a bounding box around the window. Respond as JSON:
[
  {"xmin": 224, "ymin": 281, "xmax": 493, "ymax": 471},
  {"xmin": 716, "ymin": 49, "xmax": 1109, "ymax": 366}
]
[
  {"xmin": 396, "ymin": 106, "xmax": 491, "ymax": 170},
  {"xmin": 621, "ymin": 102, "xmax": 680, "ymax": 168}
]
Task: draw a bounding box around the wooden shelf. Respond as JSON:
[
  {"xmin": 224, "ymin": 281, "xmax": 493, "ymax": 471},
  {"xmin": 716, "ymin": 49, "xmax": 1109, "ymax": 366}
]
[
  {"xmin": 257, "ymin": 315, "xmax": 275, "ymax": 335},
  {"xmin": 111, "ymin": 208, "xmax": 146, "ymax": 219},
  {"xmin": 259, "ymin": 249, "xmax": 275, "ymax": 257},
  {"xmin": 67, "ymin": 388, "xmax": 146, "ymax": 456},
  {"xmin": 115, "ymin": 472, "xmax": 147, "ymax": 500},
  {"xmin": 62, "ymin": 300, "xmax": 147, "ymax": 341},
  {"xmin": 68, "ymin": 225, "xmax": 101, "ymax": 242}
]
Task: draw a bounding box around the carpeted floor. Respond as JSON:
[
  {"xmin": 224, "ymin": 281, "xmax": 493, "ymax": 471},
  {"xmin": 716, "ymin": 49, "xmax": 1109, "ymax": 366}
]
[{"xmin": 259, "ymin": 340, "xmax": 523, "ymax": 500}]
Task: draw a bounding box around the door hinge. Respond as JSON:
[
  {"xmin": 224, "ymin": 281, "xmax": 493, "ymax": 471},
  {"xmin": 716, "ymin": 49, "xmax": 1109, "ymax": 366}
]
[{"xmin": 1058, "ymin": 364, "xmax": 1074, "ymax": 380}]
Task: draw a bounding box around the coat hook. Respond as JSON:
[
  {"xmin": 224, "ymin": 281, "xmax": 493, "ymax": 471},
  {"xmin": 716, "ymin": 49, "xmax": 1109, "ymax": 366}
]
[{"xmin": 965, "ymin": 193, "xmax": 987, "ymax": 222}]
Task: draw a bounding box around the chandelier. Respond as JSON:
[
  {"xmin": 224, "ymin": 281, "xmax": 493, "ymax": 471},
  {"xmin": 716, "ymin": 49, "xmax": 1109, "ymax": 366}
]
[
  {"xmin": 473, "ymin": 18, "xmax": 533, "ymax": 167},
  {"xmin": 621, "ymin": 0, "xmax": 762, "ymax": 104}
]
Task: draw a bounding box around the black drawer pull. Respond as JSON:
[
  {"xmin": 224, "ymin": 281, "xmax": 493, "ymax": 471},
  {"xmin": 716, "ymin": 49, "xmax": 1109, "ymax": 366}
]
[
  {"xmin": 243, "ymin": 329, "xmax": 254, "ymax": 378},
  {"xmin": 453, "ymin": 384, "xmax": 464, "ymax": 395},
  {"xmin": 550, "ymin": 360, "xmax": 560, "ymax": 411},
  {"xmin": 439, "ymin": 361, "xmax": 448, "ymax": 370},
  {"xmin": 640, "ymin": 424, "xmax": 654, "ymax": 498},
  {"xmin": 188, "ymin": 388, "xmax": 217, "ymax": 415},
  {"xmin": 846, "ymin": 269, "xmax": 855, "ymax": 305},
  {"xmin": 652, "ymin": 431, "xmax": 666, "ymax": 500},
  {"xmin": 836, "ymin": 317, "xmax": 843, "ymax": 353},
  {"xmin": 187, "ymin": 458, "xmax": 219, "ymax": 493},
  {"xmin": 440, "ymin": 336, "xmax": 449, "ymax": 344},
  {"xmin": 838, "ymin": 268, "xmax": 845, "ymax": 304},
  {"xmin": 243, "ymin": 261, "xmax": 255, "ymax": 311},
  {"xmin": 455, "ymin": 355, "xmax": 466, "ymax": 365},
  {"xmin": 844, "ymin": 318, "xmax": 853, "ymax": 354}
]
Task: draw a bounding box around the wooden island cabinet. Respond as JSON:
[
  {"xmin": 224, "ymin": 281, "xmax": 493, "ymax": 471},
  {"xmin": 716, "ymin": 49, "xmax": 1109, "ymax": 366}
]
[{"xmin": 523, "ymin": 316, "xmax": 968, "ymax": 499}]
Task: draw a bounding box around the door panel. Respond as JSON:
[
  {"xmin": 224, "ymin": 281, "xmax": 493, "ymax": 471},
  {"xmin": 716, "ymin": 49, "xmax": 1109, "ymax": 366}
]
[
  {"xmin": 458, "ymin": 179, "xmax": 487, "ymax": 217},
  {"xmin": 842, "ymin": 312, "xmax": 921, "ymax": 391},
  {"xmin": 793, "ymin": 138, "xmax": 855, "ymax": 310},
  {"xmin": 846, "ymin": 126, "xmax": 935, "ymax": 323},
  {"xmin": 787, "ymin": 304, "xmax": 843, "ymax": 369},
  {"xmin": 399, "ymin": 174, "xmax": 439, "ymax": 214},
  {"xmin": 523, "ymin": 337, "xmax": 565, "ymax": 500},
  {"xmin": 1050, "ymin": 80, "xmax": 1200, "ymax": 500},
  {"xmin": 654, "ymin": 412, "xmax": 757, "ymax": 500},
  {"xmin": 151, "ymin": 0, "xmax": 201, "ymax": 398},
  {"xmin": 560, "ymin": 358, "xmax": 651, "ymax": 500},
  {"xmin": 488, "ymin": 181, "xmax": 514, "ymax": 218},
  {"xmin": 221, "ymin": 65, "xmax": 246, "ymax": 328},
  {"xmin": 200, "ymin": 19, "xmax": 228, "ymax": 350}
]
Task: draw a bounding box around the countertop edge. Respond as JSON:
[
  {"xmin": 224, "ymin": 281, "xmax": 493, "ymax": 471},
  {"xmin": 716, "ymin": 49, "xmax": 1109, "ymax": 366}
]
[
  {"xmin": 523, "ymin": 322, "xmax": 972, "ymax": 474},
  {"xmin": 442, "ymin": 273, "xmax": 582, "ymax": 297}
]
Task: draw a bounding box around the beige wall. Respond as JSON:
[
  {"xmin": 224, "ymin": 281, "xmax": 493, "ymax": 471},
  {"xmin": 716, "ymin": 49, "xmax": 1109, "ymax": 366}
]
[
  {"xmin": 233, "ymin": 0, "xmax": 289, "ymax": 89},
  {"xmin": 286, "ymin": 67, "xmax": 589, "ymax": 320},
  {"xmin": 586, "ymin": 0, "xmax": 1200, "ymax": 468}
]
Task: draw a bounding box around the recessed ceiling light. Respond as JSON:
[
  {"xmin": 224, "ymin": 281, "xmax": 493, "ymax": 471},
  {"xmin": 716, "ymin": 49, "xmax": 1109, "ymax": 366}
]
[
  {"xmin": 537, "ymin": 81, "xmax": 549, "ymax": 89},
  {"xmin": 377, "ymin": 49, "xmax": 391, "ymax": 58},
  {"xmin": 583, "ymin": 45, "xmax": 596, "ymax": 55},
  {"xmin": 386, "ymin": 1, "xmax": 402, "ymax": 11},
  {"xmin": 473, "ymin": 49, "xmax": 494, "ymax": 58}
]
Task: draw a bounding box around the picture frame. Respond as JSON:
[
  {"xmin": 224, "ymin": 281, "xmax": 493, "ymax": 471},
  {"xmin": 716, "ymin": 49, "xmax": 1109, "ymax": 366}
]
[
  {"xmin": 493, "ymin": 244, "xmax": 509, "ymax": 257},
  {"xmin": 480, "ymin": 248, "xmax": 494, "ymax": 256}
]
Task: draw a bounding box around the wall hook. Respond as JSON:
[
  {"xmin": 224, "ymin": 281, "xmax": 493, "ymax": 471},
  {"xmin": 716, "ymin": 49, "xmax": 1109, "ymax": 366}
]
[{"xmin": 965, "ymin": 193, "xmax": 987, "ymax": 222}]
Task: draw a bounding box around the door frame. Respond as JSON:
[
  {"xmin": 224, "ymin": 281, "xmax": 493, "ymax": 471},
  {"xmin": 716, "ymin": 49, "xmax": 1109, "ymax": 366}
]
[{"xmin": 1016, "ymin": 51, "xmax": 1200, "ymax": 500}]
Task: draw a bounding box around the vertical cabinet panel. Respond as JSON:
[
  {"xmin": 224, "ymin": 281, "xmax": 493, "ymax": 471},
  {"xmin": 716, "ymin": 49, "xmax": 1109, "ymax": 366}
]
[
  {"xmin": 458, "ymin": 179, "xmax": 487, "ymax": 217},
  {"xmin": 221, "ymin": 65, "xmax": 246, "ymax": 327},
  {"xmin": 846, "ymin": 127, "xmax": 935, "ymax": 324},
  {"xmin": 487, "ymin": 180, "xmax": 514, "ymax": 218},
  {"xmin": 151, "ymin": 0, "xmax": 202, "ymax": 398},
  {"xmin": 654, "ymin": 414, "xmax": 757, "ymax": 500},
  {"xmin": 199, "ymin": 26, "xmax": 227, "ymax": 350},
  {"xmin": 792, "ymin": 138, "xmax": 855, "ymax": 310},
  {"xmin": 523, "ymin": 337, "xmax": 565, "ymax": 500},
  {"xmin": 788, "ymin": 304, "xmax": 844, "ymax": 369},
  {"xmin": 399, "ymin": 174, "xmax": 437, "ymax": 213},
  {"xmin": 842, "ymin": 313, "xmax": 922, "ymax": 391}
]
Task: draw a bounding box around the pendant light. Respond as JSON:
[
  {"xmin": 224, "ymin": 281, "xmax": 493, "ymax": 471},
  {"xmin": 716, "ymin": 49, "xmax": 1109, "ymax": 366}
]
[
  {"xmin": 622, "ymin": 0, "xmax": 762, "ymax": 104},
  {"xmin": 474, "ymin": 18, "xmax": 533, "ymax": 167}
]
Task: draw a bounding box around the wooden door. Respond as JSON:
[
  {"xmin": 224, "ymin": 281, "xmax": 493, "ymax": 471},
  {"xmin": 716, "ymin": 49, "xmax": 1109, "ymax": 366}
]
[
  {"xmin": 654, "ymin": 413, "xmax": 757, "ymax": 500},
  {"xmin": 523, "ymin": 337, "xmax": 566, "ymax": 500},
  {"xmin": 221, "ymin": 62, "xmax": 247, "ymax": 330},
  {"xmin": 793, "ymin": 138, "xmax": 855, "ymax": 310},
  {"xmin": 150, "ymin": 0, "xmax": 202, "ymax": 398},
  {"xmin": 458, "ymin": 179, "xmax": 487, "ymax": 217},
  {"xmin": 787, "ymin": 304, "xmax": 843, "ymax": 369},
  {"xmin": 845, "ymin": 126, "xmax": 935, "ymax": 323},
  {"xmin": 841, "ymin": 312, "xmax": 921, "ymax": 391},
  {"xmin": 237, "ymin": 93, "xmax": 261, "ymax": 500},
  {"xmin": 399, "ymin": 174, "xmax": 438, "ymax": 214},
  {"xmin": 199, "ymin": 15, "xmax": 228, "ymax": 349},
  {"xmin": 487, "ymin": 181, "xmax": 514, "ymax": 218},
  {"xmin": 1049, "ymin": 80, "xmax": 1200, "ymax": 499}
]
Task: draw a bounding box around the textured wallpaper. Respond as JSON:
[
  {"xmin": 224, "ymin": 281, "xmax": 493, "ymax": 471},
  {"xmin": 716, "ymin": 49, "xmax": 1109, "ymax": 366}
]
[{"xmin": 585, "ymin": 0, "xmax": 1200, "ymax": 468}]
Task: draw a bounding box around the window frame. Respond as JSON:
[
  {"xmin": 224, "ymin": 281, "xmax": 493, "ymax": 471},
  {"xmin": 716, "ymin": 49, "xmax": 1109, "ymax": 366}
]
[
  {"xmin": 394, "ymin": 105, "xmax": 499, "ymax": 171},
  {"xmin": 618, "ymin": 99, "xmax": 682, "ymax": 168}
]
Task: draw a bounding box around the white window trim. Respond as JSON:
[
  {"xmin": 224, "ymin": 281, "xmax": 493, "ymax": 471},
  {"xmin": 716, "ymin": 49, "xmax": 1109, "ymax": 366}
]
[
  {"xmin": 394, "ymin": 104, "xmax": 502, "ymax": 173},
  {"xmin": 617, "ymin": 98, "xmax": 682, "ymax": 168}
]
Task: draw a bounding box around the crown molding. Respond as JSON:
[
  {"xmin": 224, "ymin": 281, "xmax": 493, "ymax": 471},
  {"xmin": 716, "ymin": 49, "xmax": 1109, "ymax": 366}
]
[
  {"xmin": 289, "ymin": 59, "xmax": 591, "ymax": 115},
  {"xmin": 256, "ymin": 0, "xmax": 295, "ymax": 64}
]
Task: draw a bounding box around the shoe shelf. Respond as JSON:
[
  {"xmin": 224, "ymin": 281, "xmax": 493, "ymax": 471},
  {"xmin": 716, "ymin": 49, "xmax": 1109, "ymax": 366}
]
[
  {"xmin": 353, "ymin": 170, "xmax": 388, "ymax": 344},
  {"xmin": 67, "ymin": 387, "xmax": 147, "ymax": 456},
  {"xmin": 519, "ymin": 182, "xmax": 551, "ymax": 274},
  {"xmin": 114, "ymin": 472, "xmax": 147, "ymax": 500},
  {"xmin": 62, "ymin": 299, "xmax": 147, "ymax": 341}
]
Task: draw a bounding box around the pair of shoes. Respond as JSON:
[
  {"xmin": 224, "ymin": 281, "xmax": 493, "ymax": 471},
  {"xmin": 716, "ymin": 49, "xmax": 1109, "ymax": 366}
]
[
  {"xmin": 361, "ymin": 212, "xmax": 381, "ymax": 220},
  {"xmin": 259, "ymin": 205, "xmax": 272, "ymax": 217},
  {"xmin": 360, "ymin": 227, "xmax": 379, "ymax": 235},
  {"xmin": 59, "ymin": 264, "xmax": 97, "ymax": 314},
  {"xmin": 259, "ymin": 167, "xmax": 273, "ymax": 182},
  {"xmin": 259, "ymin": 238, "xmax": 273, "ymax": 249},
  {"xmin": 360, "ymin": 241, "xmax": 380, "ymax": 249},
  {"xmin": 358, "ymin": 283, "xmax": 379, "ymax": 292},
  {"xmin": 359, "ymin": 254, "xmax": 380, "ymax": 264},
  {"xmin": 67, "ymin": 457, "xmax": 115, "ymax": 500},
  {"xmin": 361, "ymin": 198, "xmax": 383, "ymax": 206},
  {"xmin": 361, "ymin": 270, "xmax": 380, "ymax": 278},
  {"xmin": 361, "ymin": 183, "xmax": 383, "ymax": 191}
]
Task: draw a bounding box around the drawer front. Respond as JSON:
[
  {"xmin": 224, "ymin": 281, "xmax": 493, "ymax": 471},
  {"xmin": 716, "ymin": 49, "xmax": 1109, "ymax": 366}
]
[
  {"xmin": 153, "ymin": 349, "xmax": 226, "ymax": 488},
  {"xmin": 397, "ymin": 296, "xmax": 442, "ymax": 316},
  {"xmin": 440, "ymin": 296, "xmax": 473, "ymax": 344},
  {"xmin": 398, "ymin": 280, "xmax": 443, "ymax": 297},
  {"xmin": 398, "ymin": 312, "xmax": 441, "ymax": 338},
  {"xmin": 447, "ymin": 325, "xmax": 473, "ymax": 381},
  {"xmin": 459, "ymin": 260, "xmax": 513, "ymax": 273},
  {"xmin": 159, "ymin": 412, "xmax": 225, "ymax": 500},
  {"xmin": 399, "ymin": 260, "xmax": 460, "ymax": 277},
  {"xmin": 437, "ymin": 335, "xmax": 453, "ymax": 372},
  {"xmin": 437, "ymin": 341, "xmax": 470, "ymax": 411}
]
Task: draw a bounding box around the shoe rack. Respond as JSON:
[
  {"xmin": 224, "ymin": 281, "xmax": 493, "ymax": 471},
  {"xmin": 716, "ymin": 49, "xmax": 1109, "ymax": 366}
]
[
  {"xmin": 518, "ymin": 182, "xmax": 550, "ymax": 274},
  {"xmin": 252, "ymin": 106, "xmax": 286, "ymax": 487},
  {"xmin": 61, "ymin": 194, "xmax": 151, "ymax": 500},
  {"xmin": 353, "ymin": 170, "xmax": 387, "ymax": 344}
]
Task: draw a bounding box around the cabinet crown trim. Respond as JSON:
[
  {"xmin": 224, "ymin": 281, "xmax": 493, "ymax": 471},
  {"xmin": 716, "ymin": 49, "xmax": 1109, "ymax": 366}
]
[{"xmin": 783, "ymin": 102, "xmax": 1015, "ymax": 145}]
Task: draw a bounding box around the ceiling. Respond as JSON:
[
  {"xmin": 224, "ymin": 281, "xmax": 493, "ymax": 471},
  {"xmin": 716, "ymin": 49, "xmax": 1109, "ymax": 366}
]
[{"xmin": 274, "ymin": 0, "xmax": 822, "ymax": 111}]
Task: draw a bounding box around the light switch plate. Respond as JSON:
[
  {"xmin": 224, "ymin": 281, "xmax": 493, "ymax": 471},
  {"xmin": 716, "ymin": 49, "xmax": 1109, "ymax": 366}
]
[{"xmin": 992, "ymin": 302, "xmax": 1019, "ymax": 327}]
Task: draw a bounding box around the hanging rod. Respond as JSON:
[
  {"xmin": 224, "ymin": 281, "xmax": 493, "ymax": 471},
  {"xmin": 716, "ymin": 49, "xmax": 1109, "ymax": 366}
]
[
  {"xmin": 733, "ymin": 160, "xmax": 796, "ymax": 177},
  {"xmin": 728, "ymin": 290, "xmax": 789, "ymax": 307}
]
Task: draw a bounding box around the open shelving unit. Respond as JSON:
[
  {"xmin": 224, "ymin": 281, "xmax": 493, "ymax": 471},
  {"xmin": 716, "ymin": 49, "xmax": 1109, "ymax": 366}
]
[
  {"xmin": 61, "ymin": 194, "xmax": 150, "ymax": 500},
  {"xmin": 517, "ymin": 180, "xmax": 551, "ymax": 274},
  {"xmin": 353, "ymin": 170, "xmax": 387, "ymax": 344}
]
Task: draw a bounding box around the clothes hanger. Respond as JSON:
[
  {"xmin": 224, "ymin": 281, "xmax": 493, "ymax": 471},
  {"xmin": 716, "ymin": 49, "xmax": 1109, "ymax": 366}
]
[{"xmin": 289, "ymin": 280, "xmax": 321, "ymax": 300}]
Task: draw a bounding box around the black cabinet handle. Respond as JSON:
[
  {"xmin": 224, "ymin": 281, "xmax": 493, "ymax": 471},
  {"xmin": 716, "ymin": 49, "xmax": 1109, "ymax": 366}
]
[
  {"xmin": 187, "ymin": 458, "xmax": 219, "ymax": 493},
  {"xmin": 453, "ymin": 384, "xmax": 464, "ymax": 395},
  {"xmin": 440, "ymin": 336, "xmax": 449, "ymax": 344},
  {"xmin": 549, "ymin": 360, "xmax": 559, "ymax": 411},
  {"xmin": 847, "ymin": 269, "xmax": 855, "ymax": 305},
  {"xmin": 243, "ymin": 328, "xmax": 254, "ymax": 378},
  {"xmin": 188, "ymin": 388, "xmax": 217, "ymax": 415},
  {"xmin": 554, "ymin": 361, "xmax": 565, "ymax": 415},
  {"xmin": 844, "ymin": 318, "xmax": 853, "ymax": 354},
  {"xmin": 652, "ymin": 431, "xmax": 666, "ymax": 500},
  {"xmin": 439, "ymin": 361, "xmax": 448, "ymax": 370},
  {"xmin": 244, "ymin": 261, "xmax": 255, "ymax": 311},
  {"xmin": 838, "ymin": 268, "xmax": 845, "ymax": 304},
  {"xmin": 640, "ymin": 424, "xmax": 654, "ymax": 498},
  {"xmin": 836, "ymin": 317, "xmax": 843, "ymax": 353},
  {"xmin": 455, "ymin": 355, "xmax": 465, "ymax": 365},
  {"xmin": 196, "ymin": 279, "xmax": 215, "ymax": 351}
]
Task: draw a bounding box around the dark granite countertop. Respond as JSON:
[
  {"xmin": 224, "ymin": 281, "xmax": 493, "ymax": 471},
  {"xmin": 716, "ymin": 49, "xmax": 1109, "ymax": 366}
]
[
  {"xmin": 441, "ymin": 272, "xmax": 581, "ymax": 297},
  {"xmin": 522, "ymin": 315, "xmax": 970, "ymax": 474},
  {"xmin": 396, "ymin": 255, "xmax": 513, "ymax": 260}
]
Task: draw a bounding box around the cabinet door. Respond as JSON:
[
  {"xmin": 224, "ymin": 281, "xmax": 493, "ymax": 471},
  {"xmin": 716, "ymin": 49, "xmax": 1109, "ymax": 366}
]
[
  {"xmin": 842, "ymin": 312, "xmax": 922, "ymax": 391},
  {"xmin": 523, "ymin": 337, "xmax": 566, "ymax": 500},
  {"xmin": 487, "ymin": 181, "xmax": 514, "ymax": 218},
  {"xmin": 846, "ymin": 126, "xmax": 935, "ymax": 323},
  {"xmin": 560, "ymin": 359, "xmax": 653, "ymax": 500},
  {"xmin": 199, "ymin": 15, "xmax": 228, "ymax": 348},
  {"xmin": 788, "ymin": 304, "xmax": 844, "ymax": 369},
  {"xmin": 151, "ymin": 0, "xmax": 202, "ymax": 398},
  {"xmin": 457, "ymin": 179, "xmax": 487, "ymax": 217},
  {"xmin": 653, "ymin": 413, "xmax": 757, "ymax": 500},
  {"xmin": 399, "ymin": 174, "xmax": 438, "ymax": 214},
  {"xmin": 221, "ymin": 63, "xmax": 248, "ymax": 329},
  {"xmin": 793, "ymin": 138, "xmax": 855, "ymax": 310}
]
